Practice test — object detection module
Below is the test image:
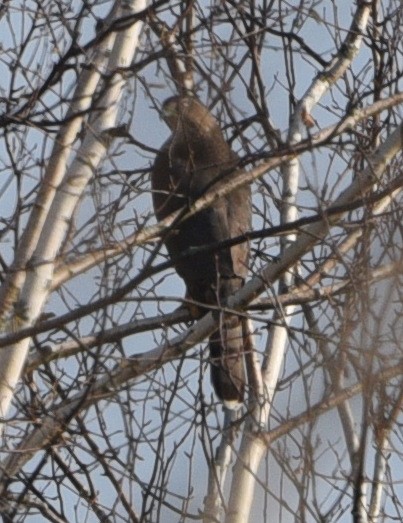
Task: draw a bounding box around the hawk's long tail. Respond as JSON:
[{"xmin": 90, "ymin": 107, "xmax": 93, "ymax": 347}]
[{"xmin": 209, "ymin": 317, "xmax": 246, "ymax": 409}]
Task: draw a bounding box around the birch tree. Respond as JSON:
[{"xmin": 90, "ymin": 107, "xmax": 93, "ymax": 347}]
[{"xmin": 0, "ymin": 1, "xmax": 402, "ymax": 522}]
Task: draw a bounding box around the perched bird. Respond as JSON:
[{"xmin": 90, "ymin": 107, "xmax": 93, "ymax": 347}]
[{"xmin": 151, "ymin": 96, "xmax": 251, "ymax": 408}]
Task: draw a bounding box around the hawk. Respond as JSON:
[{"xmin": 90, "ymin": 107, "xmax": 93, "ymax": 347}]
[{"xmin": 151, "ymin": 96, "xmax": 251, "ymax": 408}]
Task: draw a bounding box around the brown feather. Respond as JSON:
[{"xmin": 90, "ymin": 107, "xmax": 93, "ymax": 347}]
[{"xmin": 151, "ymin": 96, "xmax": 251, "ymax": 407}]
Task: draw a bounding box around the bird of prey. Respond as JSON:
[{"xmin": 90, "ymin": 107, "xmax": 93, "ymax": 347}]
[{"xmin": 151, "ymin": 96, "xmax": 251, "ymax": 408}]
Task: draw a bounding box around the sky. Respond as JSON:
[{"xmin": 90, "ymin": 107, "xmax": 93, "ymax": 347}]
[{"xmin": 0, "ymin": 1, "xmax": 402, "ymax": 521}]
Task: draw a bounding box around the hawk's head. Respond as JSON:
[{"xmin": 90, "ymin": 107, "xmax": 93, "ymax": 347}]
[{"xmin": 161, "ymin": 96, "xmax": 219, "ymax": 136}]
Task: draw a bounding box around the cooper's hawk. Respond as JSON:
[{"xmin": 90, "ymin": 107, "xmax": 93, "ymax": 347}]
[{"xmin": 151, "ymin": 96, "xmax": 251, "ymax": 408}]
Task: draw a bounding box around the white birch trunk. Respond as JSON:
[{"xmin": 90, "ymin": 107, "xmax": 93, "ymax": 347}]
[
  {"xmin": 0, "ymin": 13, "xmax": 118, "ymax": 320},
  {"xmin": 225, "ymin": 5, "xmax": 373, "ymax": 520},
  {"xmin": 0, "ymin": 0, "xmax": 146, "ymax": 425}
]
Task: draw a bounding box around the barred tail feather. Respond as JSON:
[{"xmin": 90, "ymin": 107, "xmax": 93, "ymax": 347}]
[{"xmin": 209, "ymin": 322, "xmax": 245, "ymax": 408}]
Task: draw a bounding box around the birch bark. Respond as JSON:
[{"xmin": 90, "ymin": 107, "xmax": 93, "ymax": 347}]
[{"xmin": 0, "ymin": 0, "xmax": 147, "ymax": 426}]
